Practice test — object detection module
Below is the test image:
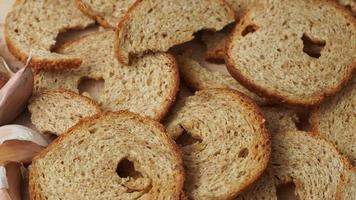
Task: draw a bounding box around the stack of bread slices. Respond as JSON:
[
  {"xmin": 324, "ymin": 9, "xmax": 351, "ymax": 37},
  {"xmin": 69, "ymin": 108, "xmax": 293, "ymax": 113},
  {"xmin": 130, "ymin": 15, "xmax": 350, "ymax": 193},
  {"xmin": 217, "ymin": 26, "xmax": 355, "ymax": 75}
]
[{"xmin": 3, "ymin": 0, "xmax": 355, "ymax": 199}]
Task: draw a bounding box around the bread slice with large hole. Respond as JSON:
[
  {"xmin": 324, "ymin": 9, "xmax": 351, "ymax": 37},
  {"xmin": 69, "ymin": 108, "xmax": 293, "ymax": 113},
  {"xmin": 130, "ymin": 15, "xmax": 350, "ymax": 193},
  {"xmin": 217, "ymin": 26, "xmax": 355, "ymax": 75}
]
[
  {"xmin": 28, "ymin": 89, "xmax": 101, "ymax": 136},
  {"xmin": 271, "ymin": 131, "xmax": 352, "ymax": 199},
  {"xmin": 76, "ymin": 0, "xmax": 135, "ymax": 29},
  {"xmin": 4, "ymin": 0, "xmax": 94, "ymax": 70},
  {"xmin": 311, "ymin": 77, "xmax": 355, "ymax": 165},
  {"xmin": 34, "ymin": 30, "xmax": 179, "ymax": 121},
  {"xmin": 225, "ymin": 0, "xmax": 355, "ymax": 106},
  {"xmin": 172, "ymin": 40, "xmax": 268, "ymax": 105},
  {"xmin": 114, "ymin": 0, "xmax": 235, "ymax": 65},
  {"xmin": 166, "ymin": 89, "xmax": 270, "ymax": 200},
  {"xmin": 29, "ymin": 111, "xmax": 184, "ymax": 200},
  {"xmin": 337, "ymin": 167, "xmax": 356, "ymax": 200}
]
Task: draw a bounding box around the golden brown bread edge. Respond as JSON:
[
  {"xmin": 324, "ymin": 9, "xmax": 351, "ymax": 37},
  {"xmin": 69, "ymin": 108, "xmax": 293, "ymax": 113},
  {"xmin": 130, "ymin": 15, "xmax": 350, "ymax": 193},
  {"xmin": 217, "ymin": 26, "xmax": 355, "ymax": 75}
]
[
  {"xmin": 224, "ymin": 1, "xmax": 356, "ymax": 108},
  {"xmin": 29, "ymin": 111, "xmax": 185, "ymax": 200},
  {"xmin": 31, "ymin": 88, "xmax": 103, "ymax": 114},
  {"xmin": 3, "ymin": 21, "xmax": 84, "ymax": 71},
  {"xmin": 75, "ymin": 0, "xmax": 114, "ymax": 29},
  {"xmin": 336, "ymin": 167, "xmax": 356, "ymax": 200}
]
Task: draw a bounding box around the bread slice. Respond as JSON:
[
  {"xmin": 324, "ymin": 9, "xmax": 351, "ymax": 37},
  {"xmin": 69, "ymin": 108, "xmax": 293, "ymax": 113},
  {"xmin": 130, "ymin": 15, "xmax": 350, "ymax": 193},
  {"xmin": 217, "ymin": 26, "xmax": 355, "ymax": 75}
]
[
  {"xmin": 337, "ymin": 167, "xmax": 356, "ymax": 200},
  {"xmin": 76, "ymin": 0, "xmax": 135, "ymax": 29},
  {"xmin": 173, "ymin": 40, "xmax": 268, "ymax": 105},
  {"xmin": 4, "ymin": 0, "xmax": 94, "ymax": 71},
  {"xmin": 114, "ymin": 0, "xmax": 235, "ymax": 65},
  {"xmin": 271, "ymin": 131, "xmax": 351, "ymax": 199},
  {"xmin": 166, "ymin": 89, "xmax": 270, "ymax": 200},
  {"xmin": 34, "ymin": 30, "xmax": 179, "ymax": 121},
  {"xmin": 225, "ymin": 0, "xmax": 356, "ymax": 106},
  {"xmin": 311, "ymin": 77, "xmax": 355, "ymax": 164},
  {"xmin": 28, "ymin": 89, "xmax": 101, "ymax": 136},
  {"xmin": 29, "ymin": 111, "xmax": 184, "ymax": 200}
]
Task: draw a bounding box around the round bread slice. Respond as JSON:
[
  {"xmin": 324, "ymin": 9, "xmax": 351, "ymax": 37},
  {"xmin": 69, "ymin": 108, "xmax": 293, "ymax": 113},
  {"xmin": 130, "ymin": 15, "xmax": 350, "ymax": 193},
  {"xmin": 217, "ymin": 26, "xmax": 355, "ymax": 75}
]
[
  {"xmin": 166, "ymin": 89, "xmax": 270, "ymax": 200},
  {"xmin": 173, "ymin": 40, "xmax": 268, "ymax": 105},
  {"xmin": 271, "ymin": 131, "xmax": 352, "ymax": 199},
  {"xmin": 4, "ymin": 0, "xmax": 94, "ymax": 70},
  {"xmin": 114, "ymin": 0, "xmax": 235, "ymax": 65},
  {"xmin": 34, "ymin": 30, "xmax": 179, "ymax": 121},
  {"xmin": 76, "ymin": 0, "xmax": 136, "ymax": 29},
  {"xmin": 337, "ymin": 167, "xmax": 356, "ymax": 200},
  {"xmin": 28, "ymin": 89, "xmax": 101, "ymax": 136},
  {"xmin": 311, "ymin": 77, "xmax": 355, "ymax": 165},
  {"xmin": 29, "ymin": 111, "xmax": 184, "ymax": 200},
  {"xmin": 225, "ymin": 0, "xmax": 356, "ymax": 106}
]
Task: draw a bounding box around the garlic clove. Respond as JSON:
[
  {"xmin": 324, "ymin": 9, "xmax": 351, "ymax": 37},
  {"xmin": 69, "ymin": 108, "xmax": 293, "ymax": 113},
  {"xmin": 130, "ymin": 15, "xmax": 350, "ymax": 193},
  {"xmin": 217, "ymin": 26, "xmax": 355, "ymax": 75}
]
[
  {"xmin": 6, "ymin": 163, "xmax": 21, "ymax": 200},
  {"xmin": 0, "ymin": 59, "xmax": 33, "ymax": 125},
  {"xmin": 0, "ymin": 141, "xmax": 44, "ymax": 165}
]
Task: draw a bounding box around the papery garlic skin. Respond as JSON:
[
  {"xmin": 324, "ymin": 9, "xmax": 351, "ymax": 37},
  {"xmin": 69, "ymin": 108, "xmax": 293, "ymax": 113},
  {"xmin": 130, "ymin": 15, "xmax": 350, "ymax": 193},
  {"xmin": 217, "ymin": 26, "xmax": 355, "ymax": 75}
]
[
  {"xmin": 0, "ymin": 125, "xmax": 48, "ymax": 147},
  {"xmin": 0, "ymin": 125, "xmax": 48, "ymax": 189},
  {"xmin": 0, "ymin": 65, "xmax": 33, "ymax": 125}
]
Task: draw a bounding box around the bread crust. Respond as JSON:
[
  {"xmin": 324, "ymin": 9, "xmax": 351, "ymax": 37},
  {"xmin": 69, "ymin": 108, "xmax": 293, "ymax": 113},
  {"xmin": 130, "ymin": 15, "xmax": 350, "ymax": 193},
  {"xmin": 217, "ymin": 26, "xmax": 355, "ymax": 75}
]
[
  {"xmin": 29, "ymin": 111, "xmax": 185, "ymax": 200},
  {"xmin": 75, "ymin": 0, "xmax": 114, "ymax": 29},
  {"xmin": 336, "ymin": 167, "xmax": 356, "ymax": 200},
  {"xmin": 225, "ymin": 0, "xmax": 356, "ymax": 107}
]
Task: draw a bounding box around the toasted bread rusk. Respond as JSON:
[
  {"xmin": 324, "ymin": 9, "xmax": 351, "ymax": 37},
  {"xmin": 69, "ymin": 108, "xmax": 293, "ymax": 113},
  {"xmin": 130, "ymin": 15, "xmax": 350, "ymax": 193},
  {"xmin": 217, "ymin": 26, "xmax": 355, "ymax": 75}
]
[
  {"xmin": 271, "ymin": 131, "xmax": 352, "ymax": 199},
  {"xmin": 114, "ymin": 0, "xmax": 235, "ymax": 65},
  {"xmin": 225, "ymin": 0, "xmax": 356, "ymax": 106},
  {"xmin": 28, "ymin": 89, "xmax": 101, "ymax": 136},
  {"xmin": 4, "ymin": 0, "xmax": 94, "ymax": 70},
  {"xmin": 29, "ymin": 111, "xmax": 184, "ymax": 200},
  {"xmin": 166, "ymin": 89, "xmax": 270, "ymax": 200}
]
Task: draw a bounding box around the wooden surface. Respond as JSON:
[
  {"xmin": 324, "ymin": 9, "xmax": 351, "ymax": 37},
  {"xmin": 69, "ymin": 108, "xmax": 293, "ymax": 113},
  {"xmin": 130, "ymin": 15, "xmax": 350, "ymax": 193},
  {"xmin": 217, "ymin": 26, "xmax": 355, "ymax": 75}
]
[{"xmin": 0, "ymin": 0, "xmax": 297, "ymax": 199}]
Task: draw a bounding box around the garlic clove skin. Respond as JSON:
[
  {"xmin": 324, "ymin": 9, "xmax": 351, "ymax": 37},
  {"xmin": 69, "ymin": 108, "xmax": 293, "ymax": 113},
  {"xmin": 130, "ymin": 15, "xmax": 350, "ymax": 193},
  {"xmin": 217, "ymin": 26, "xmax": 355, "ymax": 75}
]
[
  {"xmin": 0, "ymin": 125, "xmax": 48, "ymax": 192},
  {"xmin": 6, "ymin": 163, "xmax": 21, "ymax": 200},
  {"xmin": 0, "ymin": 64, "xmax": 33, "ymax": 125}
]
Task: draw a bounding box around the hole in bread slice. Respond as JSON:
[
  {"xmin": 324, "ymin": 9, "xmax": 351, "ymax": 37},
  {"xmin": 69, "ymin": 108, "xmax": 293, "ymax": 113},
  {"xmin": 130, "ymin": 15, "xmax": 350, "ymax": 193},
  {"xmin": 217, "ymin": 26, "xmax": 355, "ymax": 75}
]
[
  {"xmin": 241, "ymin": 25, "xmax": 259, "ymax": 37},
  {"xmin": 301, "ymin": 33, "xmax": 326, "ymax": 58},
  {"xmin": 78, "ymin": 77, "xmax": 104, "ymax": 101},
  {"xmin": 116, "ymin": 158, "xmax": 143, "ymax": 179},
  {"xmin": 51, "ymin": 24, "xmax": 100, "ymax": 52},
  {"xmin": 175, "ymin": 128, "xmax": 202, "ymax": 147},
  {"xmin": 277, "ymin": 182, "xmax": 299, "ymax": 200}
]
